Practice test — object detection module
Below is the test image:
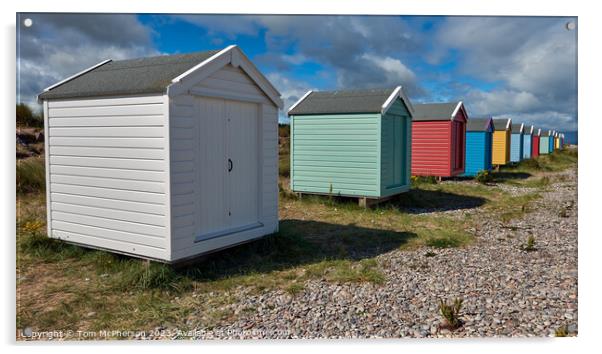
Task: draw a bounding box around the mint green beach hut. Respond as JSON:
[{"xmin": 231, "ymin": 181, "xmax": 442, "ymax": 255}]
[{"xmin": 288, "ymin": 86, "xmax": 414, "ymax": 205}]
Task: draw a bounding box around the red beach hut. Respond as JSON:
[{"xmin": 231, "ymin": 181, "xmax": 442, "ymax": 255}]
[{"xmin": 411, "ymin": 102, "xmax": 468, "ymax": 177}]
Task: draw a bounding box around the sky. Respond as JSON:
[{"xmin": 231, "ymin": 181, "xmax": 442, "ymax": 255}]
[{"xmin": 16, "ymin": 13, "xmax": 578, "ymax": 134}]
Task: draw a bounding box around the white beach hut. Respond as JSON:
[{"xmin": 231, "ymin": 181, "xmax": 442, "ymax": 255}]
[{"xmin": 38, "ymin": 45, "xmax": 283, "ymax": 263}]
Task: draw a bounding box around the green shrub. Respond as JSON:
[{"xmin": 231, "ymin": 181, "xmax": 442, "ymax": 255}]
[
  {"xmin": 17, "ymin": 103, "xmax": 43, "ymax": 127},
  {"xmin": 475, "ymin": 170, "xmax": 493, "ymax": 184},
  {"xmin": 439, "ymin": 298, "xmax": 463, "ymax": 329},
  {"xmin": 279, "ymin": 155, "xmax": 290, "ymax": 177},
  {"xmin": 16, "ymin": 157, "xmax": 45, "ymax": 193}
]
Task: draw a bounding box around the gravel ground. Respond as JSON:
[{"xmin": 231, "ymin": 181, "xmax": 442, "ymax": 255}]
[{"xmin": 187, "ymin": 167, "xmax": 577, "ymax": 339}]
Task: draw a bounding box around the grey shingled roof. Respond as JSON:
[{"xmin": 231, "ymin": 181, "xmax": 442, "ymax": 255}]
[
  {"xmin": 541, "ymin": 131, "xmax": 550, "ymax": 137},
  {"xmin": 38, "ymin": 50, "xmax": 220, "ymax": 100},
  {"xmin": 492, "ymin": 118, "xmax": 511, "ymax": 131},
  {"xmin": 412, "ymin": 102, "xmax": 460, "ymax": 121},
  {"xmin": 511, "ymin": 124, "xmax": 524, "ymax": 133},
  {"xmin": 466, "ymin": 117, "xmax": 493, "ymax": 132},
  {"xmin": 288, "ymin": 88, "xmax": 396, "ymax": 115},
  {"xmin": 524, "ymin": 125, "xmax": 534, "ymax": 134}
]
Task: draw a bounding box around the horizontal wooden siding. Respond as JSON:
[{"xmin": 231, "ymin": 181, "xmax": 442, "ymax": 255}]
[
  {"xmin": 411, "ymin": 121, "xmax": 451, "ymax": 177},
  {"xmin": 46, "ymin": 95, "xmax": 168, "ymax": 260},
  {"xmin": 291, "ymin": 113, "xmax": 380, "ymax": 197}
]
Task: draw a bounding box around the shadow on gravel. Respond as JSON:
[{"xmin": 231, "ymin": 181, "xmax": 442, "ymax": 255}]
[
  {"xmin": 491, "ymin": 171, "xmax": 532, "ymax": 182},
  {"xmin": 382, "ymin": 188, "xmax": 487, "ymax": 214},
  {"xmin": 173, "ymin": 219, "xmax": 416, "ymax": 279}
]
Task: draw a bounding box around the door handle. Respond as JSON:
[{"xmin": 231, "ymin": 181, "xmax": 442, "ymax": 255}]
[{"xmin": 228, "ymin": 158, "xmax": 233, "ymax": 172}]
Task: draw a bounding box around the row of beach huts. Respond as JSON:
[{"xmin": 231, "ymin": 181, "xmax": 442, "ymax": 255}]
[
  {"xmin": 287, "ymin": 86, "xmax": 566, "ymax": 205},
  {"xmin": 35, "ymin": 47, "xmax": 568, "ymax": 261}
]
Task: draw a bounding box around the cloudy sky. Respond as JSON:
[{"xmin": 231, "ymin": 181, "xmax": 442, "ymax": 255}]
[{"xmin": 17, "ymin": 14, "xmax": 577, "ymax": 132}]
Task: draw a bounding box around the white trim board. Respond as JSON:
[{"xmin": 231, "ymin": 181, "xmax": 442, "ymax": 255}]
[
  {"xmin": 169, "ymin": 45, "xmax": 283, "ymax": 108},
  {"xmin": 38, "ymin": 59, "xmax": 112, "ymax": 102},
  {"xmin": 288, "ymin": 90, "xmax": 312, "ymax": 114}
]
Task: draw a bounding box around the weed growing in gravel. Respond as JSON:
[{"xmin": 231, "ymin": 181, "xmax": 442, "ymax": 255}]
[
  {"xmin": 424, "ymin": 251, "xmax": 437, "ymax": 257},
  {"xmin": 438, "ymin": 298, "xmax": 463, "ymax": 330},
  {"xmin": 555, "ymin": 325, "xmax": 569, "ymax": 337},
  {"xmin": 523, "ymin": 235, "xmax": 537, "ymax": 252}
]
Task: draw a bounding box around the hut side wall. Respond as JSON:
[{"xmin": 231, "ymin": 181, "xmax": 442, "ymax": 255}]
[
  {"xmin": 492, "ymin": 130, "xmax": 510, "ymax": 165},
  {"xmin": 464, "ymin": 131, "xmax": 492, "ymax": 177},
  {"xmin": 510, "ymin": 133, "xmax": 524, "ymax": 163},
  {"xmin": 44, "ymin": 95, "xmax": 170, "ymax": 260},
  {"xmin": 411, "ymin": 121, "xmax": 451, "ymax": 177},
  {"xmin": 532, "ymin": 136, "xmax": 540, "ymax": 157},
  {"xmin": 291, "ymin": 113, "xmax": 381, "ymax": 198},
  {"xmin": 540, "ymin": 136, "xmax": 550, "ymax": 154}
]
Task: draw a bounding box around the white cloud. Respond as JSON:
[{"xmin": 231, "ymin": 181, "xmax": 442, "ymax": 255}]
[
  {"xmin": 360, "ymin": 54, "xmax": 416, "ymax": 84},
  {"xmin": 266, "ymin": 73, "xmax": 316, "ymax": 112},
  {"xmin": 172, "ymin": 15, "xmax": 426, "ymax": 95},
  {"xmin": 17, "ymin": 14, "xmax": 159, "ymax": 107},
  {"xmin": 433, "ymin": 17, "xmax": 577, "ymax": 130},
  {"xmin": 465, "ymin": 89, "xmax": 541, "ymax": 116}
]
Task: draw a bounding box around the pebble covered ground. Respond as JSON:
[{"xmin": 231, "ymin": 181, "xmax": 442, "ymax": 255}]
[{"xmin": 177, "ymin": 167, "xmax": 578, "ymax": 339}]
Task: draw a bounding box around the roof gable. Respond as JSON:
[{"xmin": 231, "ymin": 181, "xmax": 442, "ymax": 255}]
[
  {"xmin": 288, "ymin": 86, "xmax": 413, "ymax": 116},
  {"xmin": 38, "ymin": 46, "xmax": 283, "ymax": 108},
  {"xmin": 492, "ymin": 118, "xmax": 511, "ymax": 131},
  {"xmin": 511, "ymin": 123, "xmax": 524, "ymax": 134},
  {"xmin": 412, "ymin": 102, "xmax": 464, "ymax": 121},
  {"xmin": 466, "ymin": 117, "xmax": 493, "ymax": 132},
  {"xmin": 38, "ymin": 51, "xmax": 219, "ymax": 100}
]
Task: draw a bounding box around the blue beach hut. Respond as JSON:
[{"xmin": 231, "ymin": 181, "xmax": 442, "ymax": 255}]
[
  {"xmin": 522, "ymin": 125, "xmax": 534, "ymax": 159},
  {"xmin": 510, "ymin": 123, "xmax": 524, "ymax": 163},
  {"xmin": 463, "ymin": 117, "xmax": 493, "ymax": 177}
]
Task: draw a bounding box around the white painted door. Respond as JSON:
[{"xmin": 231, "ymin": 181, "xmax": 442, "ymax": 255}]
[
  {"xmin": 227, "ymin": 101, "xmax": 259, "ymax": 229},
  {"xmin": 196, "ymin": 97, "xmax": 260, "ymax": 241}
]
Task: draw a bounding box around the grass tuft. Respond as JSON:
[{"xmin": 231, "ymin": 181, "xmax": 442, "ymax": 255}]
[
  {"xmin": 522, "ymin": 235, "xmax": 536, "ymax": 252},
  {"xmin": 439, "ymin": 298, "xmax": 463, "ymax": 330},
  {"xmin": 17, "ymin": 157, "xmax": 45, "ymax": 194},
  {"xmin": 555, "ymin": 325, "xmax": 569, "ymax": 337}
]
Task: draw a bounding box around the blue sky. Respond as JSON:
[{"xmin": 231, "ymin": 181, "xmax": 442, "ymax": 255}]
[{"xmin": 17, "ymin": 14, "xmax": 577, "ymax": 133}]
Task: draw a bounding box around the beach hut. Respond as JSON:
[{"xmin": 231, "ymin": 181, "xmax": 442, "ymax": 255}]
[
  {"xmin": 540, "ymin": 130, "xmax": 551, "ymax": 154},
  {"xmin": 522, "ymin": 125, "xmax": 534, "ymax": 159},
  {"xmin": 549, "ymin": 130, "xmax": 556, "ymax": 153},
  {"xmin": 561, "ymin": 133, "xmax": 565, "ymax": 148},
  {"xmin": 37, "ymin": 46, "xmax": 284, "ymax": 263},
  {"xmin": 411, "ymin": 102, "xmax": 468, "ymax": 177},
  {"xmin": 463, "ymin": 117, "xmax": 493, "ymax": 177},
  {"xmin": 555, "ymin": 132, "xmax": 561, "ymax": 149},
  {"xmin": 510, "ymin": 123, "xmax": 525, "ymax": 163},
  {"xmin": 288, "ymin": 86, "xmax": 414, "ymax": 206},
  {"xmin": 531, "ymin": 128, "xmax": 541, "ymax": 158},
  {"xmin": 492, "ymin": 118, "xmax": 512, "ymax": 165}
]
